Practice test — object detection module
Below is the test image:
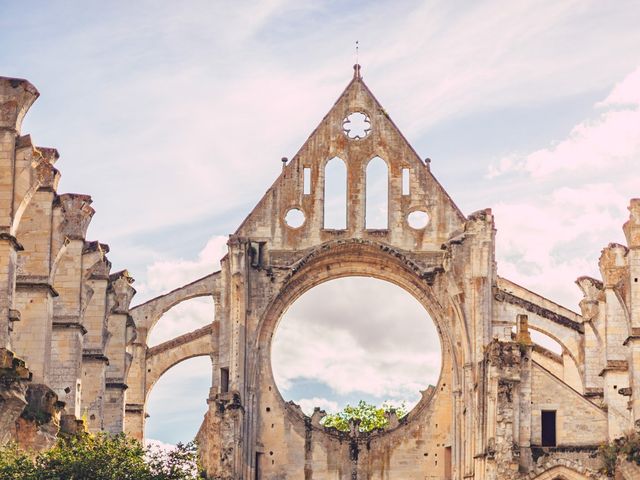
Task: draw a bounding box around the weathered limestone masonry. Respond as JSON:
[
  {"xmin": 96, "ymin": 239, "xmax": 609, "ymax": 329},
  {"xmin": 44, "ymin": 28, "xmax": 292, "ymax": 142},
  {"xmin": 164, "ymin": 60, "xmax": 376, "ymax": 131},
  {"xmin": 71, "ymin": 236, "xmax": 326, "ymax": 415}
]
[
  {"xmin": 187, "ymin": 67, "xmax": 638, "ymax": 479},
  {"xmin": 2, "ymin": 67, "xmax": 640, "ymax": 479},
  {"xmin": 0, "ymin": 76, "xmax": 137, "ymax": 448}
]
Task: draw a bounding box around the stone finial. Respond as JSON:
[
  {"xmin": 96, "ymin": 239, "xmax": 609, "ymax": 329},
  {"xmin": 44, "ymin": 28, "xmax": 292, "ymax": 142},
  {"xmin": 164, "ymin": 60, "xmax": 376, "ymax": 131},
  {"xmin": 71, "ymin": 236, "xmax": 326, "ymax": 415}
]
[
  {"xmin": 515, "ymin": 314, "xmax": 532, "ymax": 345},
  {"xmin": 575, "ymin": 276, "xmax": 603, "ymax": 321},
  {"xmin": 353, "ymin": 63, "xmax": 362, "ymax": 79},
  {"xmin": 465, "ymin": 208, "xmax": 494, "ymax": 235},
  {"xmin": 37, "ymin": 147, "xmax": 59, "ymax": 165},
  {"xmin": 107, "ymin": 270, "xmax": 136, "ymax": 314},
  {"xmin": 0, "ymin": 77, "xmax": 39, "ymax": 133},
  {"xmin": 598, "ymin": 243, "xmax": 629, "ymax": 288},
  {"xmin": 54, "ymin": 193, "xmax": 95, "ymax": 240},
  {"xmin": 35, "ymin": 157, "xmax": 60, "ymax": 192},
  {"xmin": 83, "ymin": 242, "xmax": 112, "ymax": 280},
  {"xmin": 623, "ymin": 198, "xmax": 640, "ymax": 248},
  {"xmin": 310, "ymin": 407, "xmax": 326, "ymax": 427}
]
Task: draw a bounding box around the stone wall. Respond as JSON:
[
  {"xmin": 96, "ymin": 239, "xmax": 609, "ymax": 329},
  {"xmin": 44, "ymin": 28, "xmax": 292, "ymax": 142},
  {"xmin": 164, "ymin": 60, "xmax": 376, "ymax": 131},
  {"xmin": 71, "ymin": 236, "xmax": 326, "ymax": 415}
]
[{"xmin": 0, "ymin": 75, "xmax": 137, "ymax": 449}]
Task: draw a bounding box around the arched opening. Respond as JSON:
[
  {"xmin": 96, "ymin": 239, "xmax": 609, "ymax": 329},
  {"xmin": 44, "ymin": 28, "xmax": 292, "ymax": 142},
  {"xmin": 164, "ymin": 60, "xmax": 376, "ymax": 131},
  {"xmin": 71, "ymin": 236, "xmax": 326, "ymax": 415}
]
[
  {"xmin": 145, "ymin": 356, "xmax": 211, "ymax": 445},
  {"xmin": 365, "ymin": 156, "xmax": 388, "ymax": 229},
  {"xmin": 324, "ymin": 157, "xmax": 347, "ymax": 229},
  {"xmin": 147, "ymin": 296, "xmax": 215, "ymax": 347},
  {"xmin": 271, "ymin": 277, "xmax": 441, "ymax": 416},
  {"xmin": 512, "ymin": 325, "xmax": 563, "ymax": 355}
]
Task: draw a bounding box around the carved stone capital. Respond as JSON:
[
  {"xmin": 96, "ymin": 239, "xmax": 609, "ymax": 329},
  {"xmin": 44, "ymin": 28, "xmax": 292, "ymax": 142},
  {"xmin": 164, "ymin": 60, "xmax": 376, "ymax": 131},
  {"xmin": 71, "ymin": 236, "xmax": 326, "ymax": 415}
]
[
  {"xmin": 623, "ymin": 198, "xmax": 640, "ymax": 248},
  {"xmin": 575, "ymin": 276, "xmax": 603, "ymax": 321},
  {"xmin": 465, "ymin": 208, "xmax": 494, "ymax": 236},
  {"xmin": 598, "ymin": 243, "xmax": 628, "ymax": 288},
  {"xmin": 0, "ymin": 76, "xmax": 39, "ymax": 132},
  {"xmin": 107, "ymin": 270, "xmax": 136, "ymax": 314},
  {"xmin": 54, "ymin": 193, "xmax": 95, "ymax": 240}
]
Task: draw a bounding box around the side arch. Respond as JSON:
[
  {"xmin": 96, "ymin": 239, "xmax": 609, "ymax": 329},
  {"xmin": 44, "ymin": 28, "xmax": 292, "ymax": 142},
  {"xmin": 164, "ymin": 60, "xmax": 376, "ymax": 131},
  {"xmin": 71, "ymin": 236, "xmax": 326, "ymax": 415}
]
[
  {"xmin": 496, "ymin": 277, "xmax": 585, "ymax": 391},
  {"xmin": 530, "ymin": 465, "xmax": 591, "ymax": 480},
  {"xmin": 145, "ymin": 323, "xmax": 217, "ymax": 399},
  {"xmin": 130, "ymin": 272, "xmax": 219, "ymax": 342}
]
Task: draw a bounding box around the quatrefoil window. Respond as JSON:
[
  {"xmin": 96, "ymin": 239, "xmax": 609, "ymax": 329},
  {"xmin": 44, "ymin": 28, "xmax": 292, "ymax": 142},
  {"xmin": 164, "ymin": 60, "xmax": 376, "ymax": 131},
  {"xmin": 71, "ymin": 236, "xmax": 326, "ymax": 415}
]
[{"xmin": 343, "ymin": 112, "xmax": 371, "ymax": 140}]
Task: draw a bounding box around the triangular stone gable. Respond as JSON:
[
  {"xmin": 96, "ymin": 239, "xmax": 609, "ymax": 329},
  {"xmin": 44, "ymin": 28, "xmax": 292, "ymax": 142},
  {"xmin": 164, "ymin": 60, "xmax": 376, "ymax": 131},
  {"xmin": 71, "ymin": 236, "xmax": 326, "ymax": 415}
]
[{"xmin": 235, "ymin": 65, "xmax": 466, "ymax": 253}]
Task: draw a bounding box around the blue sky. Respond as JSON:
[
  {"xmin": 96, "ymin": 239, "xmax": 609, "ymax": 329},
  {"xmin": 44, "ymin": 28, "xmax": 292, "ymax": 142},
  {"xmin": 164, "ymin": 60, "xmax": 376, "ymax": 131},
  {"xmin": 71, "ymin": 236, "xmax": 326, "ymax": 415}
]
[{"xmin": 2, "ymin": 0, "xmax": 640, "ymax": 444}]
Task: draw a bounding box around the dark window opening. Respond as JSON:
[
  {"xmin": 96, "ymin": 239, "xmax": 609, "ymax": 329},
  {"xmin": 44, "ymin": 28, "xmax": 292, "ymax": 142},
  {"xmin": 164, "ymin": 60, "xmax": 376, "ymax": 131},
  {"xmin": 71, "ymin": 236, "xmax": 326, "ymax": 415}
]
[
  {"xmin": 220, "ymin": 367, "xmax": 229, "ymax": 393},
  {"xmin": 541, "ymin": 410, "xmax": 557, "ymax": 447},
  {"xmin": 249, "ymin": 242, "xmax": 264, "ymax": 268}
]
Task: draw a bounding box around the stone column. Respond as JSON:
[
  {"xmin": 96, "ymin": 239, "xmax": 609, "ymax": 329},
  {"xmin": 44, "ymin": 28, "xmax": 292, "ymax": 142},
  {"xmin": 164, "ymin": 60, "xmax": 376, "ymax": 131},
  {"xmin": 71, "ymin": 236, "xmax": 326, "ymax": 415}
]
[
  {"xmin": 103, "ymin": 271, "xmax": 136, "ymax": 434},
  {"xmin": 599, "ymin": 243, "xmax": 631, "ymax": 438},
  {"xmin": 516, "ymin": 315, "xmax": 533, "ymax": 471},
  {"xmin": 12, "ymin": 143, "xmax": 59, "ymax": 384},
  {"xmin": 486, "ymin": 340, "xmax": 522, "ymax": 479},
  {"xmin": 623, "ymin": 199, "xmax": 640, "ymax": 424},
  {"xmin": 227, "ymin": 236, "xmax": 248, "ymax": 476},
  {"xmin": 80, "ymin": 241, "xmax": 110, "ymax": 432},
  {"xmin": 576, "ymin": 276, "xmax": 605, "ymax": 398},
  {"xmin": 0, "ymin": 76, "xmax": 39, "ymax": 349},
  {"xmin": 50, "ymin": 194, "xmax": 95, "ymax": 418}
]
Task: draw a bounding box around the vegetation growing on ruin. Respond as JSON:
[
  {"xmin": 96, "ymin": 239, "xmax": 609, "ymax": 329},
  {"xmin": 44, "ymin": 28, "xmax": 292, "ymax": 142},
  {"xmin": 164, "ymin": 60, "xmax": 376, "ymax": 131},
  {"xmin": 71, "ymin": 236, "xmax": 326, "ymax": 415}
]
[
  {"xmin": 321, "ymin": 400, "xmax": 407, "ymax": 433},
  {"xmin": 599, "ymin": 430, "xmax": 640, "ymax": 476},
  {"xmin": 0, "ymin": 433, "xmax": 205, "ymax": 480}
]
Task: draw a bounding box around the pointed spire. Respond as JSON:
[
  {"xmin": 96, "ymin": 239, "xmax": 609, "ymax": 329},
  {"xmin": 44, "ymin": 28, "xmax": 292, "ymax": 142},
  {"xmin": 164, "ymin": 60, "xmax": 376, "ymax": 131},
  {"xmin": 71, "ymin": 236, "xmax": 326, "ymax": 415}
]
[{"xmin": 353, "ymin": 63, "xmax": 362, "ymax": 80}]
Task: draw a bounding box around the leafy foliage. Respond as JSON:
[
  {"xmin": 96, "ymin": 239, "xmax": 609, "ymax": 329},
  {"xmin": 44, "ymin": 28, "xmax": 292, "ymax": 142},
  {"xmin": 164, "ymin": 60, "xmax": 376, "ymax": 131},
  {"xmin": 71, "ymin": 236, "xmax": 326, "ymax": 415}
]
[
  {"xmin": 0, "ymin": 433, "xmax": 204, "ymax": 480},
  {"xmin": 599, "ymin": 430, "xmax": 640, "ymax": 476},
  {"xmin": 321, "ymin": 400, "xmax": 407, "ymax": 433}
]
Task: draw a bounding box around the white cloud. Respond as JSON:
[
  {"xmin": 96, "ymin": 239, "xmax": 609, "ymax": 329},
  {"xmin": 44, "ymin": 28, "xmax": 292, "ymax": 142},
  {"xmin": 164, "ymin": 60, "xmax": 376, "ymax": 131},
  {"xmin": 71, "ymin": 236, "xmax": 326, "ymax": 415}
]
[
  {"xmin": 489, "ymin": 65, "xmax": 640, "ymax": 179},
  {"xmin": 140, "ymin": 235, "xmax": 227, "ymax": 299},
  {"xmin": 139, "ymin": 235, "xmax": 226, "ymax": 345},
  {"xmin": 297, "ymin": 398, "xmax": 339, "ymax": 416},
  {"xmin": 489, "ymin": 66, "xmax": 640, "ymax": 308},
  {"xmin": 272, "ymin": 277, "xmax": 442, "ymax": 402},
  {"xmin": 145, "ymin": 438, "xmax": 176, "ymax": 451},
  {"xmin": 599, "ymin": 65, "xmax": 640, "ymax": 107}
]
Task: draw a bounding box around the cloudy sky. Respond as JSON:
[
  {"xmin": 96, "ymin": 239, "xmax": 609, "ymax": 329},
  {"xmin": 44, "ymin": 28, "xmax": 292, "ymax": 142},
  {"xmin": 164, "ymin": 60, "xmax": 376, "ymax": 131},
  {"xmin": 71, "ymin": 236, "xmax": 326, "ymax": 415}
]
[{"xmin": 2, "ymin": 1, "xmax": 640, "ymax": 444}]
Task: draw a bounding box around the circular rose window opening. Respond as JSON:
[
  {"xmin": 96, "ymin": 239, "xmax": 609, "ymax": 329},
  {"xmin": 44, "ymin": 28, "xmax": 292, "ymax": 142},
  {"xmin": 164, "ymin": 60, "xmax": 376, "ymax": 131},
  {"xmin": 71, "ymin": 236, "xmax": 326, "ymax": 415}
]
[
  {"xmin": 407, "ymin": 210, "xmax": 430, "ymax": 229},
  {"xmin": 285, "ymin": 208, "xmax": 305, "ymax": 228},
  {"xmin": 343, "ymin": 112, "xmax": 371, "ymax": 140},
  {"xmin": 271, "ymin": 277, "xmax": 442, "ymax": 427}
]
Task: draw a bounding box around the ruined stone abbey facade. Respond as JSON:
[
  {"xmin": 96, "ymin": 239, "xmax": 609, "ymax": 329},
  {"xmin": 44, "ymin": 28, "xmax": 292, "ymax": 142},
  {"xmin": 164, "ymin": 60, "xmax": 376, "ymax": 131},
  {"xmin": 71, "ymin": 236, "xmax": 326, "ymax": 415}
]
[{"xmin": 1, "ymin": 68, "xmax": 640, "ymax": 479}]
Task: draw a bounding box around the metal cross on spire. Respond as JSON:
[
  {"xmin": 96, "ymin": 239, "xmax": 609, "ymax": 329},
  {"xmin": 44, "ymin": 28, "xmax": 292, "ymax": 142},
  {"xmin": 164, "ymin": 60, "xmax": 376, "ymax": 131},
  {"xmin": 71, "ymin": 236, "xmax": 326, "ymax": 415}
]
[{"xmin": 353, "ymin": 40, "xmax": 362, "ymax": 79}]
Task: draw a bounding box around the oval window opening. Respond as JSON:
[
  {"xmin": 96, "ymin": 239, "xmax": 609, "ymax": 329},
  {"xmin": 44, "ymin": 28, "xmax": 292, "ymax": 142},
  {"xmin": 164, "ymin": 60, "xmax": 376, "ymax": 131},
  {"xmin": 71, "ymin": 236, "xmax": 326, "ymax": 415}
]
[
  {"xmin": 271, "ymin": 277, "xmax": 442, "ymax": 427},
  {"xmin": 407, "ymin": 210, "xmax": 429, "ymax": 229},
  {"xmin": 285, "ymin": 208, "xmax": 305, "ymax": 228}
]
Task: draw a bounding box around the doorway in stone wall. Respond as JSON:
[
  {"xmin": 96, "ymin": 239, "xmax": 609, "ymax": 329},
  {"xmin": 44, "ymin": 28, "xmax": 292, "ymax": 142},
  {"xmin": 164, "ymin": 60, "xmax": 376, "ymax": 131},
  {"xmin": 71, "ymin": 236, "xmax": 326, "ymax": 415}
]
[{"xmin": 270, "ymin": 276, "xmax": 442, "ymax": 420}]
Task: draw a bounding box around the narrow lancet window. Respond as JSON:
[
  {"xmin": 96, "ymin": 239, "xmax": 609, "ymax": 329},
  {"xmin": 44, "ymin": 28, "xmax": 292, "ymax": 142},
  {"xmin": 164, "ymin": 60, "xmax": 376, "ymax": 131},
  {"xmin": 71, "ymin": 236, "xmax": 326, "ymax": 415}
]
[
  {"xmin": 303, "ymin": 167, "xmax": 311, "ymax": 195},
  {"xmin": 324, "ymin": 157, "xmax": 347, "ymax": 229},
  {"xmin": 541, "ymin": 410, "xmax": 557, "ymax": 446},
  {"xmin": 366, "ymin": 156, "xmax": 388, "ymax": 229},
  {"xmin": 402, "ymin": 168, "xmax": 410, "ymax": 195}
]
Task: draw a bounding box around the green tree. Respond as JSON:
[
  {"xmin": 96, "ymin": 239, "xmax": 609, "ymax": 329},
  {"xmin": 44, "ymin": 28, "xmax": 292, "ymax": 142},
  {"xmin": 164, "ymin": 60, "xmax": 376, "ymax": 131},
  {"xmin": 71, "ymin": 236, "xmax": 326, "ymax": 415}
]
[
  {"xmin": 321, "ymin": 400, "xmax": 407, "ymax": 433},
  {"xmin": 0, "ymin": 433, "xmax": 204, "ymax": 480}
]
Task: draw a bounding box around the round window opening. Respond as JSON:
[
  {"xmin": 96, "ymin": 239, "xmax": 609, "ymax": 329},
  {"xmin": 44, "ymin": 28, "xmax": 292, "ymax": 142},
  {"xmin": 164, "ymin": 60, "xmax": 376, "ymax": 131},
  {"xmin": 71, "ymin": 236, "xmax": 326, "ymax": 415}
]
[
  {"xmin": 271, "ymin": 277, "xmax": 442, "ymax": 430},
  {"xmin": 285, "ymin": 208, "xmax": 305, "ymax": 228},
  {"xmin": 343, "ymin": 112, "xmax": 371, "ymax": 140},
  {"xmin": 407, "ymin": 210, "xmax": 430, "ymax": 229}
]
